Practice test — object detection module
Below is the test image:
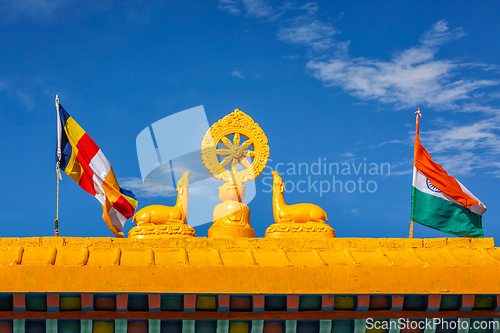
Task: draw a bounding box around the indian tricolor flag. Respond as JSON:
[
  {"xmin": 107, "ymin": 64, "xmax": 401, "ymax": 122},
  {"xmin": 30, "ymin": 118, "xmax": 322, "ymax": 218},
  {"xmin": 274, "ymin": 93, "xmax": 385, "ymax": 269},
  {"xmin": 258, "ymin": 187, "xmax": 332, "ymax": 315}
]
[
  {"xmin": 56, "ymin": 103, "xmax": 138, "ymax": 237},
  {"xmin": 411, "ymin": 110, "xmax": 486, "ymax": 237}
]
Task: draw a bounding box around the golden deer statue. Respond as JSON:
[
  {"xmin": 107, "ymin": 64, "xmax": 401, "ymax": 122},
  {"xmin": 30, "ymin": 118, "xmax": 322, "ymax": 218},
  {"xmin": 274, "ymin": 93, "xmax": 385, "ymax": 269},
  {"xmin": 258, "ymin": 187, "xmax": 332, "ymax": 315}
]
[
  {"xmin": 132, "ymin": 171, "xmax": 190, "ymax": 226},
  {"xmin": 266, "ymin": 171, "xmax": 335, "ymax": 238},
  {"xmin": 272, "ymin": 171, "xmax": 329, "ymax": 223}
]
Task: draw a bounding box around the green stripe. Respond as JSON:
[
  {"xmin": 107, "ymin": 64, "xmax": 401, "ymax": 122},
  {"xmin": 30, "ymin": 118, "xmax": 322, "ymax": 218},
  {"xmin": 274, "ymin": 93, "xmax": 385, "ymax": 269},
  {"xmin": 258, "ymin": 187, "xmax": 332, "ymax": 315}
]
[{"xmin": 411, "ymin": 187, "xmax": 483, "ymax": 238}]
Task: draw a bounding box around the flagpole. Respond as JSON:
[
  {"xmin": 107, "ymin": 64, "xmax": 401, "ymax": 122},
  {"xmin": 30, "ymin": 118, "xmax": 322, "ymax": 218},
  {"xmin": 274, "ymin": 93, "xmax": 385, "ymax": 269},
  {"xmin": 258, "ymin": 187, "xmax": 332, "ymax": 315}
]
[
  {"xmin": 409, "ymin": 107, "xmax": 421, "ymax": 239},
  {"xmin": 55, "ymin": 95, "xmax": 61, "ymax": 237}
]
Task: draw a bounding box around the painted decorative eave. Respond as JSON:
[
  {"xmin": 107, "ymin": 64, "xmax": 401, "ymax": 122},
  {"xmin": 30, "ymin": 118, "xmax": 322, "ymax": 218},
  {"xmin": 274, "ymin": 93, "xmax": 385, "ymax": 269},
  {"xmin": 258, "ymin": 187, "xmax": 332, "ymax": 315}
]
[{"xmin": 0, "ymin": 237, "xmax": 499, "ymax": 294}]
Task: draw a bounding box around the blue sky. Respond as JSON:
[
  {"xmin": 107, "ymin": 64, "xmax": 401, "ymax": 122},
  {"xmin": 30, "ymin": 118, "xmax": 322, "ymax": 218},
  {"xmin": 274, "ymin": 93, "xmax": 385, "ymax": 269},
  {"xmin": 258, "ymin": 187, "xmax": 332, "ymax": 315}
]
[{"xmin": 1, "ymin": 0, "xmax": 499, "ymax": 239}]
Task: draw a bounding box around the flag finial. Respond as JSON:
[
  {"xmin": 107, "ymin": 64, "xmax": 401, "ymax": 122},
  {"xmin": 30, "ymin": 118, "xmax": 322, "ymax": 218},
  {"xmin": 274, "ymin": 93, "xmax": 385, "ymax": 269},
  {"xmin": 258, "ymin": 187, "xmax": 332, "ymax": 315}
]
[{"xmin": 55, "ymin": 95, "xmax": 59, "ymax": 106}]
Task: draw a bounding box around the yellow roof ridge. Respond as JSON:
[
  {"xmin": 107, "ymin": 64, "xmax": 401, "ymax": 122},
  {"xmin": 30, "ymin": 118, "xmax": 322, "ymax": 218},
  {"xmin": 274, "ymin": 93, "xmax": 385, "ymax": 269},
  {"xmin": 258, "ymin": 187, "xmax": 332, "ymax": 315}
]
[{"xmin": 0, "ymin": 237, "xmax": 498, "ymax": 294}]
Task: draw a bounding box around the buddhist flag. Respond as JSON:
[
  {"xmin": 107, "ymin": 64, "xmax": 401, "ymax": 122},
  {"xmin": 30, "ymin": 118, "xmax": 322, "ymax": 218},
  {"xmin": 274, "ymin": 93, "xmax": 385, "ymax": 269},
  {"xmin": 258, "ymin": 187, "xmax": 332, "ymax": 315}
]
[
  {"xmin": 411, "ymin": 110, "xmax": 486, "ymax": 237},
  {"xmin": 56, "ymin": 103, "xmax": 138, "ymax": 237}
]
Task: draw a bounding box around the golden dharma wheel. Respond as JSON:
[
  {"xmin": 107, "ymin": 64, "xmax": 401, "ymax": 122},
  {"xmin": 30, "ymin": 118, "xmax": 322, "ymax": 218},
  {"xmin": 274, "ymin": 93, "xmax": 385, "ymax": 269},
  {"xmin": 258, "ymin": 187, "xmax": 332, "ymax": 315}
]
[{"xmin": 201, "ymin": 109, "xmax": 270, "ymax": 183}]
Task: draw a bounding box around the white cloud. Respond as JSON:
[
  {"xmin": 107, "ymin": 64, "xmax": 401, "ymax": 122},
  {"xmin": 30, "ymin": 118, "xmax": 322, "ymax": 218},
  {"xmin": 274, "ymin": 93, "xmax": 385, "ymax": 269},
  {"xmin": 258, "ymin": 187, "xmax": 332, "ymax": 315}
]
[
  {"xmin": 218, "ymin": 0, "xmax": 275, "ymax": 18},
  {"xmin": 434, "ymin": 151, "xmax": 486, "ymax": 176},
  {"xmin": 390, "ymin": 169, "xmax": 413, "ymax": 176},
  {"xmin": 218, "ymin": 0, "xmax": 241, "ymax": 15},
  {"xmin": 278, "ymin": 17, "xmax": 340, "ymax": 49},
  {"xmin": 367, "ymin": 139, "xmax": 406, "ymax": 149},
  {"xmin": 458, "ymin": 103, "xmax": 500, "ymax": 114},
  {"xmin": 0, "ymin": 0, "xmax": 70, "ymax": 20},
  {"xmin": 217, "ymin": 4, "xmax": 500, "ymax": 176},
  {"xmin": 306, "ymin": 20, "xmax": 499, "ymax": 110},
  {"xmin": 120, "ymin": 177, "xmax": 176, "ymax": 198},
  {"xmin": 0, "ymin": 76, "xmax": 45, "ymax": 110},
  {"xmin": 242, "ymin": 0, "xmax": 273, "ymax": 18},
  {"xmin": 385, "ymin": 158, "xmax": 413, "ymax": 177},
  {"xmin": 423, "ymin": 118, "xmax": 500, "ymax": 154},
  {"xmin": 416, "ymin": 116, "xmax": 500, "ymax": 176},
  {"xmin": 489, "ymin": 92, "xmax": 500, "ymax": 99},
  {"xmin": 231, "ymin": 70, "xmax": 244, "ymax": 79},
  {"xmin": 419, "ymin": 20, "xmax": 466, "ymax": 46}
]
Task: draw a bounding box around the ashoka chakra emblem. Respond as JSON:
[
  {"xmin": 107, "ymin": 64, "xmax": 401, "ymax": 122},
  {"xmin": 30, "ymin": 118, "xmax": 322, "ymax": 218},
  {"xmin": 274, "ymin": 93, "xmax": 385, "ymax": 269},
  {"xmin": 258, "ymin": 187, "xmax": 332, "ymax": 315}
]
[{"xmin": 426, "ymin": 179, "xmax": 441, "ymax": 193}]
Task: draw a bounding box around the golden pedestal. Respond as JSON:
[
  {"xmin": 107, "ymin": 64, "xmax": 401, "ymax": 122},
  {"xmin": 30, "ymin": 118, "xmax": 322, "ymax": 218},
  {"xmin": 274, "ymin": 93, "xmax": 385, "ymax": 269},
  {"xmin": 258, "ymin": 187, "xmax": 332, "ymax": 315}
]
[
  {"xmin": 265, "ymin": 222, "xmax": 336, "ymax": 238},
  {"xmin": 208, "ymin": 225, "xmax": 255, "ymax": 238},
  {"xmin": 128, "ymin": 223, "xmax": 196, "ymax": 239},
  {"xmin": 207, "ymin": 183, "xmax": 255, "ymax": 238}
]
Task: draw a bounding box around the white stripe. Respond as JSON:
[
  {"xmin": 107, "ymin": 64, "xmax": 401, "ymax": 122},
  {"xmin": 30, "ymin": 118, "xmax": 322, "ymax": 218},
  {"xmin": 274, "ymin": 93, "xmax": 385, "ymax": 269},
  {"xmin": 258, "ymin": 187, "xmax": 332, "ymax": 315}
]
[
  {"xmin": 93, "ymin": 182, "xmax": 106, "ymax": 206},
  {"xmin": 89, "ymin": 149, "xmax": 112, "ymax": 206},
  {"xmin": 56, "ymin": 103, "xmax": 62, "ymax": 162},
  {"xmin": 457, "ymin": 180, "xmax": 487, "ymax": 213},
  {"xmin": 108, "ymin": 206, "xmax": 128, "ymax": 230},
  {"xmin": 90, "ymin": 149, "xmax": 112, "ymax": 181},
  {"xmin": 413, "ymin": 167, "xmax": 486, "ymax": 215}
]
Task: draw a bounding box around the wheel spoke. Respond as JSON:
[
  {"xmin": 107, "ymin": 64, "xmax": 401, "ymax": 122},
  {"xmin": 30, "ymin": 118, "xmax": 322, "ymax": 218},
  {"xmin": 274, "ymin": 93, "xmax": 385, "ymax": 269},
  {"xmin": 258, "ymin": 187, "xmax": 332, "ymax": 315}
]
[
  {"xmin": 240, "ymin": 139, "xmax": 252, "ymax": 149},
  {"xmin": 220, "ymin": 136, "xmax": 233, "ymax": 149},
  {"xmin": 242, "ymin": 150, "xmax": 255, "ymax": 158},
  {"xmin": 239, "ymin": 157, "xmax": 252, "ymax": 169},
  {"xmin": 233, "ymin": 133, "xmax": 240, "ymax": 146},
  {"xmin": 220, "ymin": 156, "xmax": 232, "ymax": 167},
  {"xmin": 231, "ymin": 158, "xmax": 239, "ymax": 172},
  {"xmin": 216, "ymin": 149, "xmax": 230, "ymax": 156}
]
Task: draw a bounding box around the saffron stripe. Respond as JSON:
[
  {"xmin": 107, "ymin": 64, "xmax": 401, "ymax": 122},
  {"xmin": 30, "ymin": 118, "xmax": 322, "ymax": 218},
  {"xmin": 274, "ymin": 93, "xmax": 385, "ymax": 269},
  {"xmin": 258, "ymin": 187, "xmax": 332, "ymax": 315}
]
[
  {"xmin": 101, "ymin": 168, "xmax": 121, "ymax": 204},
  {"xmin": 414, "ymin": 112, "xmax": 479, "ymax": 208}
]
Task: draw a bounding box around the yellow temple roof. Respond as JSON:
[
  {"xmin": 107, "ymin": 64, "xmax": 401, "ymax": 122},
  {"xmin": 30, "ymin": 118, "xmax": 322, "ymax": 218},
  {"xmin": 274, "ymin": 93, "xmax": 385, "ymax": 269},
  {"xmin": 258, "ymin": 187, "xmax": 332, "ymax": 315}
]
[{"xmin": 0, "ymin": 236, "xmax": 499, "ymax": 295}]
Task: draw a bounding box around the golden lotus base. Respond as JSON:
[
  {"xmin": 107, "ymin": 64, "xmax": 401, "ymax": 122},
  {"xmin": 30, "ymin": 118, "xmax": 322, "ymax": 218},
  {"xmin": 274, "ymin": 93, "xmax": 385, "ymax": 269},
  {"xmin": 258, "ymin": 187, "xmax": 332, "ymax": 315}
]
[
  {"xmin": 128, "ymin": 224, "xmax": 196, "ymax": 239},
  {"xmin": 265, "ymin": 222, "xmax": 336, "ymax": 239},
  {"xmin": 208, "ymin": 225, "xmax": 255, "ymax": 238}
]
